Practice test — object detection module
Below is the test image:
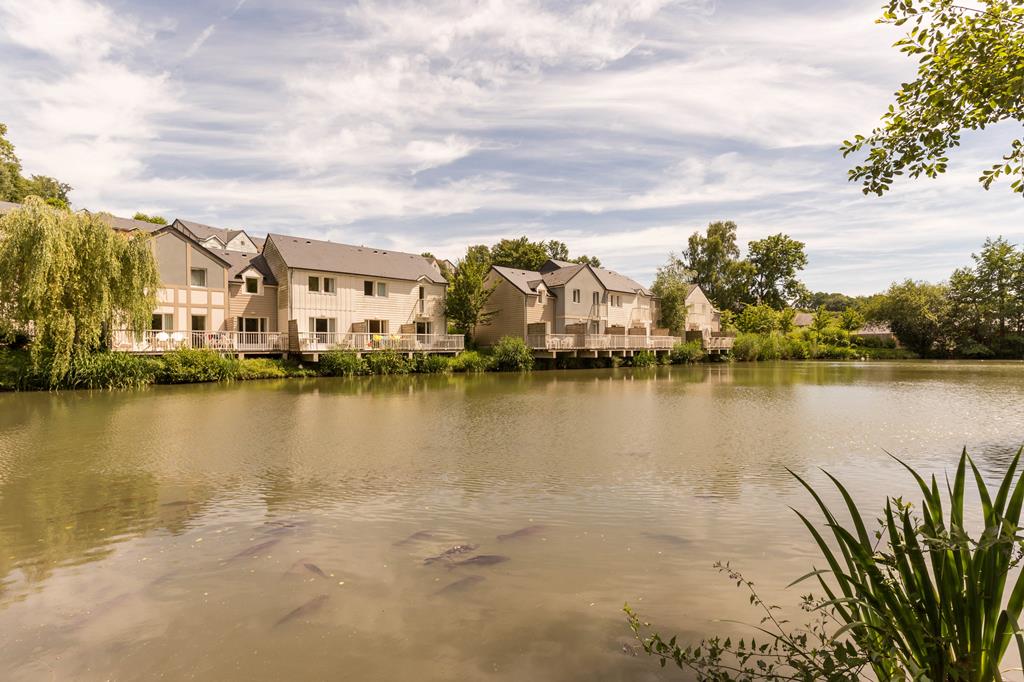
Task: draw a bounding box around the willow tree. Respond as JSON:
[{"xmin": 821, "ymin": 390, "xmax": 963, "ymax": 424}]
[{"xmin": 0, "ymin": 197, "xmax": 160, "ymax": 386}]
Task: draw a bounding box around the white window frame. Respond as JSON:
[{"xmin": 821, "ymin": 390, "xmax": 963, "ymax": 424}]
[
  {"xmin": 572, "ymin": 289, "xmax": 580, "ymax": 303},
  {"xmin": 245, "ymin": 276, "xmax": 260, "ymax": 294},
  {"xmin": 367, "ymin": 319, "xmax": 389, "ymax": 334},
  {"xmin": 190, "ymin": 268, "xmax": 207, "ymax": 288},
  {"xmin": 323, "ymin": 277, "xmax": 336, "ymax": 294},
  {"xmin": 190, "ymin": 314, "xmax": 207, "ymax": 331},
  {"xmin": 592, "ymin": 291, "xmax": 600, "ymax": 305},
  {"xmin": 308, "ymin": 275, "xmax": 320, "ymax": 293},
  {"xmin": 151, "ymin": 313, "xmax": 173, "ymax": 331},
  {"xmin": 376, "ymin": 282, "xmax": 388, "ymax": 297},
  {"xmin": 239, "ymin": 317, "xmax": 267, "ymax": 333}
]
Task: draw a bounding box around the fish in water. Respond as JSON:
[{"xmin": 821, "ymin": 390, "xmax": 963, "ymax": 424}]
[
  {"xmin": 394, "ymin": 530, "xmax": 437, "ymax": 547},
  {"xmin": 433, "ymin": 575, "xmax": 485, "ymax": 596},
  {"xmin": 497, "ymin": 525, "xmax": 546, "ymax": 542},
  {"xmin": 226, "ymin": 538, "xmax": 281, "ymax": 562},
  {"xmin": 423, "ymin": 544, "xmax": 478, "ymax": 565},
  {"xmin": 642, "ymin": 532, "xmax": 689, "ymax": 546},
  {"xmin": 303, "ymin": 563, "xmax": 328, "ymax": 579},
  {"xmin": 450, "ymin": 555, "xmax": 509, "ymax": 568},
  {"xmin": 273, "ymin": 594, "xmax": 329, "ymax": 628}
]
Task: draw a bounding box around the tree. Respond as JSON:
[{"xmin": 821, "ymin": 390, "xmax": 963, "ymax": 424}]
[
  {"xmin": 735, "ymin": 305, "xmax": 778, "ymax": 334},
  {"xmin": 571, "ymin": 254, "xmax": 602, "ymax": 267},
  {"xmin": 843, "ymin": 1, "xmax": 1024, "ymax": 196},
  {"xmin": 0, "ymin": 198, "xmax": 159, "ymax": 386},
  {"xmin": 133, "ymin": 212, "xmax": 167, "ymax": 225},
  {"xmin": 871, "ymin": 280, "xmax": 951, "ymax": 355},
  {"xmin": 0, "ymin": 123, "xmax": 73, "ymax": 206},
  {"xmin": 651, "ymin": 254, "xmax": 693, "ymax": 335},
  {"xmin": 839, "ymin": 307, "xmax": 865, "ymax": 332},
  {"xmin": 972, "ymin": 236, "xmax": 1022, "ymax": 338},
  {"xmin": 747, "ymin": 234, "xmax": 808, "ymax": 309},
  {"xmin": 444, "ymin": 245, "xmax": 498, "ymax": 343},
  {"xmin": 682, "ymin": 220, "xmax": 753, "ymax": 311},
  {"xmin": 544, "ymin": 240, "xmax": 570, "ymax": 261},
  {"xmin": 490, "ymin": 237, "xmax": 550, "ymax": 271},
  {"xmin": 801, "ymin": 291, "xmax": 861, "ymax": 312}
]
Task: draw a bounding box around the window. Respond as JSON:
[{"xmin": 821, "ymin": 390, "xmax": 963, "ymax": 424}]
[
  {"xmin": 151, "ymin": 313, "xmax": 173, "ymax": 330},
  {"xmin": 239, "ymin": 317, "xmax": 267, "ymax": 333},
  {"xmin": 416, "ymin": 321, "xmax": 432, "ymax": 335},
  {"xmin": 538, "ymin": 290, "xmax": 545, "ymax": 303},
  {"xmin": 323, "ymin": 277, "xmax": 336, "ymax": 293},
  {"xmin": 364, "ymin": 280, "xmax": 374, "ymax": 296},
  {"xmin": 190, "ymin": 268, "xmax": 207, "ymax": 288},
  {"xmin": 592, "ymin": 291, "xmax": 600, "ymax": 305},
  {"xmin": 309, "ymin": 317, "xmax": 336, "ymax": 343},
  {"xmin": 419, "ymin": 286, "xmax": 425, "ymax": 300},
  {"xmin": 308, "ymin": 276, "xmax": 320, "ymax": 293},
  {"xmin": 572, "ymin": 289, "xmax": 581, "ymax": 303},
  {"xmin": 377, "ymin": 282, "xmax": 388, "ymax": 297},
  {"xmin": 367, "ymin": 319, "xmax": 388, "ymax": 334},
  {"xmin": 245, "ymin": 277, "xmax": 259, "ymax": 294},
  {"xmin": 191, "ymin": 315, "xmax": 206, "ymax": 331}
]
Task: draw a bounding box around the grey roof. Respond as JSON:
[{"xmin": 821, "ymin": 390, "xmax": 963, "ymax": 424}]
[
  {"xmin": 540, "ymin": 263, "xmax": 584, "ymax": 287},
  {"xmin": 210, "ymin": 249, "xmax": 278, "ymax": 285},
  {"xmin": 175, "ymin": 219, "xmax": 258, "ymax": 247},
  {"xmin": 93, "ymin": 212, "xmax": 166, "ymax": 233},
  {"xmin": 793, "ymin": 312, "xmax": 814, "ymax": 327},
  {"xmin": 591, "ymin": 266, "xmax": 650, "ymax": 295},
  {"xmin": 493, "ymin": 265, "xmax": 549, "ymax": 296},
  {"xmin": 267, "ymin": 233, "xmax": 447, "ymax": 284},
  {"xmin": 854, "ymin": 322, "xmax": 893, "ymax": 335},
  {"xmin": 0, "ymin": 200, "xmax": 21, "ymax": 214}
]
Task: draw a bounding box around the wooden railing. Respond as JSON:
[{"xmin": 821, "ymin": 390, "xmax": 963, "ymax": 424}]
[
  {"xmin": 297, "ymin": 332, "xmax": 465, "ymax": 352},
  {"xmin": 110, "ymin": 330, "xmax": 286, "ymax": 353},
  {"xmin": 704, "ymin": 335, "xmax": 735, "ymax": 351},
  {"xmin": 527, "ymin": 334, "xmax": 680, "ymax": 350}
]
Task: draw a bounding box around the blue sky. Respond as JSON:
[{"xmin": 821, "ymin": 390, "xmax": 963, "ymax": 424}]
[{"xmin": 1, "ymin": 0, "xmax": 1021, "ymax": 294}]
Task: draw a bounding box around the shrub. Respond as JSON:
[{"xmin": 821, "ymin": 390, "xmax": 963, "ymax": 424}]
[
  {"xmin": 0, "ymin": 348, "xmax": 43, "ymax": 390},
  {"xmin": 235, "ymin": 358, "xmax": 289, "ymax": 380},
  {"xmin": 319, "ymin": 350, "xmax": 368, "ymax": 376},
  {"xmin": 449, "ymin": 350, "xmax": 492, "ymax": 373},
  {"xmin": 731, "ymin": 333, "xmax": 762, "ymax": 361},
  {"xmin": 670, "ymin": 340, "xmax": 705, "ymax": 364},
  {"xmin": 735, "ymin": 305, "xmax": 778, "ymax": 334},
  {"xmin": 631, "ymin": 350, "xmax": 657, "ymax": 367},
  {"xmin": 365, "ymin": 349, "xmax": 411, "ymax": 375},
  {"xmin": 410, "ymin": 353, "xmax": 451, "ymax": 374},
  {"xmin": 69, "ymin": 351, "xmax": 160, "ymax": 389},
  {"xmin": 490, "ymin": 336, "xmax": 534, "ymax": 372},
  {"xmin": 158, "ymin": 348, "xmax": 238, "ymax": 384}
]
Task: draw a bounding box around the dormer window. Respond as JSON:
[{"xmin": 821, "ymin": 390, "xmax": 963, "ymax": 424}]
[{"xmin": 245, "ymin": 276, "xmax": 259, "ymax": 294}]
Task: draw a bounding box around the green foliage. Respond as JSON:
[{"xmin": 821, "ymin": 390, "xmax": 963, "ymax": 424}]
[
  {"xmin": 449, "ymin": 350, "xmax": 493, "ymax": 372},
  {"xmin": 489, "ymin": 236, "xmax": 551, "ymax": 271},
  {"xmin": 683, "ymin": 220, "xmax": 754, "ymax": 312},
  {"xmin": 651, "ymin": 254, "xmax": 693, "ymax": 335},
  {"xmin": 629, "ymin": 448, "xmax": 1024, "ymax": 681},
  {"xmin": 0, "ymin": 123, "xmax": 73, "ymax": 205},
  {"xmin": 747, "ymin": 234, "xmax": 808, "ymax": 309},
  {"xmin": 490, "ymin": 335, "xmax": 534, "ymax": 371},
  {"xmin": 158, "ymin": 348, "xmax": 238, "ymax": 384},
  {"xmin": 411, "ymin": 352, "xmax": 451, "ymax": 374},
  {"xmin": 736, "ymin": 305, "xmax": 779, "ymax": 334},
  {"xmin": 670, "ymin": 340, "xmax": 706, "ymax": 364},
  {"xmin": 799, "ymin": 291, "xmax": 863, "ymax": 312},
  {"xmin": 838, "ymin": 307, "xmax": 864, "ymax": 332},
  {"xmin": 445, "ymin": 244, "xmax": 498, "ymax": 342},
  {"xmin": 68, "ymin": 351, "xmax": 160, "ymax": 390},
  {"xmin": 234, "ymin": 358, "xmax": 289, "ymax": 380},
  {"xmin": 365, "ymin": 349, "xmax": 411, "ymax": 375},
  {"xmin": 631, "ymin": 350, "xmax": 657, "ymax": 367},
  {"xmin": 871, "ymin": 279, "xmax": 951, "ymax": 355},
  {"xmin": 0, "ymin": 198, "xmax": 160, "ymax": 386},
  {"xmin": 319, "ymin": 350, "xmax": 368, "ymax": 376},
  {"xmin": 843, "ymin": 1, "xmax": 1024, "ymax": 196},
  {"xmin": 132, "ymin": 212, "xmax": 167, "ymax": 225}
]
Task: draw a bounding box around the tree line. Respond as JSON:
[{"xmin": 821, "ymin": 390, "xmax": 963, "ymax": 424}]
[{"xmin": 0, "ymin": 123, "xmax": 72, "ymax": 209}]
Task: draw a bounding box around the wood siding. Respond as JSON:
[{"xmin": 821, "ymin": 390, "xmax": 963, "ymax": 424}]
[
  {"xmin": 261, "ymin": 237, "xmax": 291, "ymax": 332},
  {"xmin": 150, "ymin": 231, "xmax": 229, "ymax": 331},
  {"xmin": 476, "ymin": 271, "xmax": 527, "ymax": 345},
  {"xmin": 685, "ymin": 286, "xmax": 719, "ymax": 333},
  {"xmin": 228, "ymin": 283, "xmax": 279, "ymax": 331}
]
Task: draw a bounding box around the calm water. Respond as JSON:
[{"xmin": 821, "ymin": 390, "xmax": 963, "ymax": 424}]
[{"xmin": 1, "ymin": 362, "xmax": 1023, "ymax": 681}]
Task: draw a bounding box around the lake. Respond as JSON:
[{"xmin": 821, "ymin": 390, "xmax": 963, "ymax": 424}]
[{"xmin": 1, "ymin": 361, "xmax": 1023, "ymax": 681}]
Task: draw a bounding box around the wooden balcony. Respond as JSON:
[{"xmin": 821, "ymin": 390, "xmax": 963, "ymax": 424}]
[
  {"xmin": 296, "ymin": 332, "xmax": 465, "ymax": 353},
  {"xmin": 526, "ymin": 334, "xmax": 679, "ymax": 352},
  {"xmin": 110, "ymin": 330, "xmax": 286, "ymax": 354}
]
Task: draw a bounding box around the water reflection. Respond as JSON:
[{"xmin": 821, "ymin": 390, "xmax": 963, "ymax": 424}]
[{"xmin": 0, "ymin": 362, "xmax": 1022, "ymax": 680}]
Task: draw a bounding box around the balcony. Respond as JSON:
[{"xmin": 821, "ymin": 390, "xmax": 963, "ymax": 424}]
[
  {"xmin": 526, "ymin": 334, "xmax": 679, "ymax": 351},
  {"xmin": 110, "ymin": 330, "xmax": 286, "ymax": 354},
  {"xmin": 297, "ymin": 332, "xmax": 465, "ymax": 353}
]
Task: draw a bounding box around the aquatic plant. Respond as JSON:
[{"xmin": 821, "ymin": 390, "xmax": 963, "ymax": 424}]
[
  {"xmin": 319, "ymin": 350, "xmax": 368, "ymax": 376},
  {"xmin": 410, "ymin": 352, "xmax": 451, "ymax": 374},
  {"xmin": 158, "ymin": 348, "xmax": 238, "ymax": 383},
  {"xmin": 669, "ymin": 340, "xmax": 705, "ymax": 364},
  {"xmin": 68, "ymin": 351, "xmax": 160, "ymax": 389},
  {"xmin": 364, "ymin": 349, "xmax": 411, "ymax": 375},
  {"xmin": 628, "ymin": 447, "xmax": 1024, "ymax": 682},
  {"xmin": 631, "ymin": 350, "xmax": 657, "ymax": 367},
  {"xmin": 449, "ymin": 350, "xmax": 492, "ymax": 373}
]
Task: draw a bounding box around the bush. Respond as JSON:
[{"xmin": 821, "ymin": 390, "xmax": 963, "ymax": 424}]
[
  {"xmin": 732, "ymin": 333, "xmax": 762, "ymax": 361},
  {"xmin": 410, "ymin": 353, "xmax": 451, "ymax": 374},
  {"xmin": 69, "ymin": 351, "xmax": 160, "ymax": 389},
  {"xmin": 365, "ymin": 349, "xmax": 411, "ymax": 375},
  {"xmin": 0, "ymin": 348, "xmax": 43, "ymax": 390},
  {"xmin": 735, "ymin": 305, "xmax": 779, "ymax": 334},
  {"xmin": 158, "ymin": 348, "xmax": 238, "ymax": 384},
  {"xmin": 450, "ymin": 350, "xmax": 492, "ymax": 373},
  {"xmin": 319, "ymin": 350, "xmax": 368, "ymax": 376},
  {"xmin": 631, "ymin": 350, "xmax": 658, "ymax": 367},
  {"xmin": 235, "ymin": 358, "xmax": 289, "ymax": 380},
  {"xmin": 490, "ymin": 336, "xmax": 534, "ymax": 372},
  {"xmin": 670, "ymin": 340, "xmax": 705, "ymax": 364}
]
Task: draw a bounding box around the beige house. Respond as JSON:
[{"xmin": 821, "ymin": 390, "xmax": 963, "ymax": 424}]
[
  {"xmin": 477, "ymin": 259, "xmax": 729, "ymax": 355},
  {"xmin": 171, "ymin": 219, "xmax": 262, "ymax": 255},
  {"xmin": 262, "ymin": 233, "xmax": 461, "ymax": 356}
]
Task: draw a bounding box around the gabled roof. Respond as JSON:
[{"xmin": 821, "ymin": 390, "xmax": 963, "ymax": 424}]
[
  {"xmin": 793, "ymin": 312, "xmax": 814, "ymax": 327},
  {"xmin": 590, "ymin": 266, "xmax": 650, "ymax": 295},
  {"xmin": 210, "ymin": 249, "xmax": 278, "ymax": 285},
  {"xmin": 266, "ymin": 233, "xmax": 447, "ymax": 284},
  {"xmin": 492, "ymin": 265, "xmax": 551, "ymax": 296},
  {"xmin": 89, "ymin": 211, "xmax": 166, "ymax": 234},
  {"xmin": 174, "ymin": 219, "xmax": 255, "ymax": 247},
  {"xmin": 539, "ymin": 258, "xmax": 575, "ymax": 273},
  {"xmin": 540, "ymin": 263, "xmax": 584, "ymax": 287}
]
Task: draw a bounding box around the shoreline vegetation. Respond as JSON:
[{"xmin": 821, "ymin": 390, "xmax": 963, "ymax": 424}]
[{"xmin": 0, "ymin": 334, "xmax": 925, "ymax": 392}]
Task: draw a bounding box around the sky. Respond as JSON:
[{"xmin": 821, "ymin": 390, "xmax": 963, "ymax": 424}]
[{"xmin": 1, "ymin": 0, "xmax": 1022, "ymax": 295}]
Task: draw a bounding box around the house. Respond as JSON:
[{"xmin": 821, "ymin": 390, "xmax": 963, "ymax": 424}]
[
  {"xmin": 210, "ymin": 249, "xmax": 279, "ymax": 337},
  {"xmin": 793, "ymin": 311, "xmax": 814, "ymax": 328},
  {"xmin": 476, "ymin": 259, "xmax": 726, "ymax": 355},
  {"xmin": 170, "ymin": 219, "xmax": 262, "ymax": 254},
  {"xmin": 853, "ymin": 322, "xmax": 898, "ymax": 346},
  {"xmin": 261, "ymin": 233, "xmax": 461, "ymax": 356}
]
